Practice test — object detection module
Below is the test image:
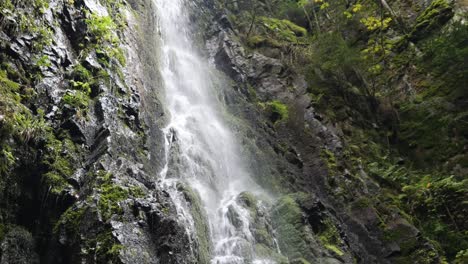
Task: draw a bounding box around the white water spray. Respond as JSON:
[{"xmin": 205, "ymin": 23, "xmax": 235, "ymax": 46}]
[{"xmin": 154, "ymin": 0, "xmax": 279, "ymax": 263}]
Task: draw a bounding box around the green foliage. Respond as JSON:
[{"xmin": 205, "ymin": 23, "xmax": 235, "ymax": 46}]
[
  {"xmin": 366, "ymin": 155, "xmax": 467, "ymax": 259},
  {"xmin": 420, "ymin": 20, "xmax": 468, "ymax": 99},
  {"xmin": 400, "ymin": 176, "xmax": 468, "ymax": 257},
  {"xmin": 454, "ymin": 250, "xmax": 468, "ymax": 264},
  {"xmin": 360, "ymin": 17, "xmax": 392, "ymax": 31},
  {"xmin": 398, "ymin": 98, "xmax": 466, "ymax": 165},
  {"xmin": 129, "ymin": 186, "xmax": 145, "ymax": 198},
  {"xmin": 306, "ymin": 32, "xmax": 361, "ymax": 82},
  {"xmin": 1, "ymin": 1, "xmax": 54, "ymax": 51}
]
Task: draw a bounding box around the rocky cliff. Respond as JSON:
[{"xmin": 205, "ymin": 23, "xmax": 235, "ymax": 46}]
[{"xmin": 0, "ymin": 0, "xmax": 466, "ymax": 263}]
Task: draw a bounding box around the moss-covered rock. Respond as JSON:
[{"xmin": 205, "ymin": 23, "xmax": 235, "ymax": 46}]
[
  {"xmin": 260, "ymin": 100, "xmax": 289, "ymax": 124},
  {"xmin": 271, "ymin": 194, "xmax": 314, "ymax": 261},
  {"xmin": 177, "ymin": 183, "xmax": 211, "ymax": 264},
  {"xmin": 410, "ymin": 0, "xmax": 454, "ymax": 41},
  {"xmin": 317, "ymin": 219, "xmax": 344, "ymax": 257},
  {"xmin": 259, "ymin": 17, "xmax": 307, "ymax": 42}
]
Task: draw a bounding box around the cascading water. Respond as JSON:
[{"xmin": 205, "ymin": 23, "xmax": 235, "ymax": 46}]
[{"xmin": 154, "ymin": 0, "xmax": 281, "ymax": 263}]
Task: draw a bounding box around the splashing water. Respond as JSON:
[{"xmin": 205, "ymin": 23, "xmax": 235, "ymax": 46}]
[{"xmin": 154, "ymin": 0, "xmax": 279, "ymax": 263}]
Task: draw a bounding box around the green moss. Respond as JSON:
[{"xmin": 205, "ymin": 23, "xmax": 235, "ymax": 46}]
[
  {"xmin": 0, "ymin": 147, "xmax": 15, "ymax": 175},
  {"xmin": 86, "ymin": 13, "xmax": 118, "ymax": 44},
  {"xmin": 383, "ymin": 224, "xmax": 419, "ymax": 254},
  {"xmin": 259, "ymin": 17, "xmax": 307, "ymax": 42},
  {"xmin": 129, "ymin": 186, "xmax": 145, "ymax": 198},
  {"xmin": 0, "ymin": 70, "xmax": 20, "ymax": 93},
  {"xmin": 254, "ymin": 243, "xmax": 289, "ymax": 263},
  {"xmin": 352, "ymin": 197, "xmax": 371, "ymax": 209},
  {"xmin": 324, "ymin": 244, "xmax": 344, "ymax": 256},
  {"xmin": 94, "ymin": 231, "xmax": 123, "ymax": 262},
  {"xmin": 54, "ymin": 206, "xmax": 86, "ymax": 235},
  {"xmin": 0, "ymin": 0, "xmax": 14, "ymax": 11},
  {"xmin": 70, "ymin": 81, "xmax": 91, "ymax": 94},
  {"xmin": 260, "ymin": 100, "xmax": 289, "ymax": 123},
  {"xmin": 246, "ymin": 35, "xmax": 282, "ymax": 48},
  {"xmin": 72, "ymin": 64, "xmax": 92, "ymax": 83},
  {"xmin": 33, "ymin": 0, "xmax": 49, "ymax": 14},
  {"xmin": 42, "ymin": 134, "xmax": 78, "ymax": 195},
  {"xmin": 320, "ymin": 149, "xmax": 338, "ymax": 177},
  {"xmin": 237, "ymin": 191, "xmax": 259, "ymax": 220},
  {"xmin": 12, "ymin": 111, "xmax": 49, "ymax": 144},
  {"xmin": 99, "ymin": 183, "xmax": 128, "ymax": 220},
  {"xmin": 410, "ymin": 0, "xmax": 453, "ymax": 40},
  {"xmin": 272, "ymin": 195, "xmax": 314, "ymax": 260},
  {"xmin": 62, "ymin": 91, "xmax": 90, "ymax": 109},
  {"xmin": 43, "ymin": 172, "xmax": 69, "ymax": 195},
  {"xmin": 109, "ymin": 47, "xmax": 126, "ymax": 66},
  {"xmin": 36, "ymin": 55, "xmax": 51, "ymax": 68},
  {"xmin": 318, "ymin": 218, "xmax": 344, "ymax": 256}
]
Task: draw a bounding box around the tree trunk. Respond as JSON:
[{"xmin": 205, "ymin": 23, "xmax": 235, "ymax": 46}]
[{"xmin": 303, "ymin": 4, "xmax": 320, "ymax": 34}]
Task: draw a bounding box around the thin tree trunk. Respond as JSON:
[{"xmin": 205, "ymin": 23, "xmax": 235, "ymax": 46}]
[
  {"xmin": 246, "ymin": 10, "xmax": 257, "ymax": 38},
  {"xmin": 303, "ymin": 4, "xmax": 320, "ymax": 34},
  {"xmin": 377, "ymin": 0, "xmax": 408, "ymax": 32}
]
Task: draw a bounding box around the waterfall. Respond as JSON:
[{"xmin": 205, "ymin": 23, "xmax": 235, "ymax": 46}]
[{"xmin": 154, "ymin": 0, "xmax": 281, "ymax": 263}]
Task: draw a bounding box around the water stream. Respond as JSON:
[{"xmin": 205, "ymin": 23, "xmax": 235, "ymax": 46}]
[
  {"xmin": 154, "ymin": 0, "xmax": 280, "ymax": 263},
  {"xmin": 155, "ymin": 0, "xmax": 282, "ymax": 264}
]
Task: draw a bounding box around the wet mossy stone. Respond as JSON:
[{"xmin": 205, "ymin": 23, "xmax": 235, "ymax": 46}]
[
  {"xmin": 272, "ymin": 195, "xmax": 315, "ymax": 261},
  {"xmin": 176, "ymin": 183, "xmax": 211, "ymax": 264}
]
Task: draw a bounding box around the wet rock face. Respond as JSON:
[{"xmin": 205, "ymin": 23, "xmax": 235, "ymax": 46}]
[
  {"xmin": 0, "ymin": 0, "xmax": 192, "ymax": 263},
  {"xmin": 0, "ymin": 0, "xmax": 448, "ymax": 263},
  {"xmin": 190, "ymin": 1, "xmax": 442, "ymax": 263}
]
